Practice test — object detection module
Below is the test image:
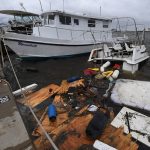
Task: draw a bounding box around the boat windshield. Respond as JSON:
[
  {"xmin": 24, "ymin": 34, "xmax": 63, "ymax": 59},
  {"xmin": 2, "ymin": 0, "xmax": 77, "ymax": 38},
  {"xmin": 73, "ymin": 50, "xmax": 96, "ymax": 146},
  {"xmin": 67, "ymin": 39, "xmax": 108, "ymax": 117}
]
[
  {"xmin": 14, "ymin": 16, "xmax": 23, "ymax": 23},
  {"xmin": 33, "ymin": 16, "xmax": 41, "ymax": 22},
  {"xmin": 22, "ymin": 16, "xmax": 32, "ymax": 23},
  {"xmin": 14, "ymin": 15, "xmax": 41, "ymax": 24}
]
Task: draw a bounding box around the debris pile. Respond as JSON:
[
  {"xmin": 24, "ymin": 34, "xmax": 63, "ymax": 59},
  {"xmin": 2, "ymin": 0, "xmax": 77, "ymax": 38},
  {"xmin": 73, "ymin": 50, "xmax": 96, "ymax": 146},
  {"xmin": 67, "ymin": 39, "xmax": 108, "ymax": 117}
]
[{"xmin": 18, "ymin": 61, "xmax": 146, "ymax": 150}]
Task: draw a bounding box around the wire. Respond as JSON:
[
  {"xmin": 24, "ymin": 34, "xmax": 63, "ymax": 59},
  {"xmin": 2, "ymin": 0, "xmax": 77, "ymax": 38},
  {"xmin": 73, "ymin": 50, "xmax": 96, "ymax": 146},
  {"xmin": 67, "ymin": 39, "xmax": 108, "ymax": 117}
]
[{"xmin": 2, "ymin": 38, "xmax": 59, "ymax": 150}]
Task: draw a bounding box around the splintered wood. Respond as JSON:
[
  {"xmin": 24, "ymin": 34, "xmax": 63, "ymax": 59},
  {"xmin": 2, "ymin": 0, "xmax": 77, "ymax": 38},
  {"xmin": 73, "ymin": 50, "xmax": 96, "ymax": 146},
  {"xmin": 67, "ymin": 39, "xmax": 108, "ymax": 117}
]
[
  {"xmin": 54, "ymin": 79, "xmax": 85, "ymax": 94},
  {"xmin": 33, "ymin": 108, "xmax": 138, "ymax": 150},
  {"xmin": 32, "ymin": 112, "xmax": 68, "ymax": 137},
  {"xmin": 21, "ymin": 79, "xmax": 84, "ymax": 108},
  {"xmin": 99, "ymin": 126, "xmax": 138, "ymax": 150},
  {"xmin": 29, "ymin": 79, "xmax": 138, "ymax": 150},
  {"xmin": 21, "ymin": 84, "xmax": 59, "ymax": 107}
]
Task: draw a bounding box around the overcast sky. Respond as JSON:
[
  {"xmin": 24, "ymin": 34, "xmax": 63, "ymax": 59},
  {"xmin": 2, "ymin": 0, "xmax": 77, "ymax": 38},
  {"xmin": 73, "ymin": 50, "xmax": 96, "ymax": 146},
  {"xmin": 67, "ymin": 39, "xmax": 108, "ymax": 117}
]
[{"xmin": 0, "ymin": 0, "xmax": 150, "ymax": 27}]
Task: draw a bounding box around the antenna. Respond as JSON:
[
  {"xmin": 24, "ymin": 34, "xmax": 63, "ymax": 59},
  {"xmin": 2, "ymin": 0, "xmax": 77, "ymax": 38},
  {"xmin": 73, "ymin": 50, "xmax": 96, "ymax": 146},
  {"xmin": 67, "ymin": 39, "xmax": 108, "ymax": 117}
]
[
  {"xmin": 38, "ymin": 0, "xmax": 43, "ymax": 12},
  {"xmin": 99, "ymin": 6, "xmax": 101, "ymax": 16},
  {"xmin": 19, "ymin": 2, "xmax": 27, "ymax": 11},
  {"xmin": 99, "ymin": 0, "xmax": 102, "ymax": 16},
  {"xmin": 49, "ymin": 0, "xmax": 51, "ymax": 10},
  {"xmin": 63, "ymin": 0, "xmax": 65, "ymax": 12}
]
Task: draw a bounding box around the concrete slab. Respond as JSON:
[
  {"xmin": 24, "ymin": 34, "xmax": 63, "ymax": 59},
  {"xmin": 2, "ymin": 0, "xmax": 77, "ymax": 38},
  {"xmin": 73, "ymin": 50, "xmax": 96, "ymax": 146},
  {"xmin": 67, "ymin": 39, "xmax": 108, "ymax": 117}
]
[{"xmin": 0, "ymin": 79, "xmax": 34, "ymax": 150}]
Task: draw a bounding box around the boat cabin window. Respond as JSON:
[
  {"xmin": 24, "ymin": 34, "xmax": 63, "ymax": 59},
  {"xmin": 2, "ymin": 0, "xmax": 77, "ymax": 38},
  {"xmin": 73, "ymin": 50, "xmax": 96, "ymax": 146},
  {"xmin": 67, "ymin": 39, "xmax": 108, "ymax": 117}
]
[
  {"xmin": 59, "ymin": 15, "xmax": 71, "ymax": 25},
  {"xmin": 74, "ymin": 19, "xmax": 79, "ymax": 25},
  {"xmin": 103, "ymin": 21, "xmax": 109, "ymax": 28},
  {"xmin": 88, "ymin": 19, "xmax": 95, "ymax": 27},
  {"xmin": 48, "ymin": 15, "xmax": 55, "ymax": 24},
  {"xmin": 22, "ymin": 16, "xmax": 32, "ymax": 23},
  {"xmin": 14, "ymin": 16, "xmax": 23, "ymax": 23}
]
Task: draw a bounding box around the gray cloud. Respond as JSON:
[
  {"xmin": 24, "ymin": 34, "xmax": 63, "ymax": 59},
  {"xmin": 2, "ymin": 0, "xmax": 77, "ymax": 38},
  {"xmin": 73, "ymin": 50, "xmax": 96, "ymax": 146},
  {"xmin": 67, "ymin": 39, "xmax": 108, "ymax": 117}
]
[{"xmin": 0, "ymin": 0, "xmax": 149, "ymax": 27}]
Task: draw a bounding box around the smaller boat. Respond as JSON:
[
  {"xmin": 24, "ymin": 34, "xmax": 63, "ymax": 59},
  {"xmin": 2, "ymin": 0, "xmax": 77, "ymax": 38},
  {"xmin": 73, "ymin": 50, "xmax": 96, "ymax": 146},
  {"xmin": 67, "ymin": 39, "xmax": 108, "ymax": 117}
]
[
  {"xmin": 88, "ymin": 41, "xmax": 149, "ymax": 73},
  {"xmin": 88, "ymin": 18, "xmax": 149, "ymax": 73}
]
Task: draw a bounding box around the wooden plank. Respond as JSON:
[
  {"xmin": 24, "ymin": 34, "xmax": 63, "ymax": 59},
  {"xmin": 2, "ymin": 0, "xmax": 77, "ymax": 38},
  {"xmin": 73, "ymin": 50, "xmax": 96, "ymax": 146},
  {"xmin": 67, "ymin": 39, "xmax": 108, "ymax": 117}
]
[
  {"xmin": 22, "ymin": 84, "xmax": 59, "ymax": 108},
  {"xmin": 32, "ymin": 112, "xmax": 68, "ymax": 137},
  {"xmin": 99, "ymin": 125, "xmax": 138, "ymax": 150},
  {"xmin": 21, "ymin": 79, "xmax": 85, "ymax": 108}
]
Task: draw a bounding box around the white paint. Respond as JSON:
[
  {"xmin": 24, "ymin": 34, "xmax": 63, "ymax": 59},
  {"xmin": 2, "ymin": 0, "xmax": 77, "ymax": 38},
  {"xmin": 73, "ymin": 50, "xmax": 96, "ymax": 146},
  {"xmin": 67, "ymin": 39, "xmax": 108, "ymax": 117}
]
[
  {"xmin": 111, "ymin": 107, "xmax": 150, "ymax": 147},
  {"xmin": 93, "ymin": 140, "xmax": 117, "ymax": 150},
  {"xmin": 111, "ymin": 79, "xmax": 150, "ymax": 111}
]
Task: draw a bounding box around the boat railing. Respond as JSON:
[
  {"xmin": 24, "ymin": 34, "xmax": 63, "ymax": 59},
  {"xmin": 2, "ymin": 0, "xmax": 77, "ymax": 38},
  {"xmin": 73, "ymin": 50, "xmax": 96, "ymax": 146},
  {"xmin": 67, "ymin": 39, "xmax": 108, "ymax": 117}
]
[{"xmin": 36, "ymin": 25, "xmax": 112, "ymax": 42}]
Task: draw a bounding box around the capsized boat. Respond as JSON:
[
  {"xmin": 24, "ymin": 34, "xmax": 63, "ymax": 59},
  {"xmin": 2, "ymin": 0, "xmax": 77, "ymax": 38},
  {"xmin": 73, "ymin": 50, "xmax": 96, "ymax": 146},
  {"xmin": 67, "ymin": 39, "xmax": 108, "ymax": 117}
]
[
  {"xmin": 88, "ymin": 18, "xmax": 149, "ymax": 73},
  {"xmin": 1, "ymin": 10, "xmax": 113, "ymax": 58}
]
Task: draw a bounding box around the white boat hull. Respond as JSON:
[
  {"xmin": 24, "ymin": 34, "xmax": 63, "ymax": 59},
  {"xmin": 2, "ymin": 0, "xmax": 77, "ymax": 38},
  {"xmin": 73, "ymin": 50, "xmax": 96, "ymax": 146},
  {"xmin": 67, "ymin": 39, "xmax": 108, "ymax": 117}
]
[{"xmin": 3, "ymin": 32, "xmax": 100, "ymax": 58}]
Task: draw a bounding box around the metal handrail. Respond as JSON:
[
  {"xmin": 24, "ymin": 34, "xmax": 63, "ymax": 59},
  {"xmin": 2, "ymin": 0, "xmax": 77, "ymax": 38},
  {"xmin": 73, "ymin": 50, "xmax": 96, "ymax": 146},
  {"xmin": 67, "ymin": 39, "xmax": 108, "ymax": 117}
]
[{"xmin": 42, "ymin": 25, "xmax": 112, "ymax": 34}]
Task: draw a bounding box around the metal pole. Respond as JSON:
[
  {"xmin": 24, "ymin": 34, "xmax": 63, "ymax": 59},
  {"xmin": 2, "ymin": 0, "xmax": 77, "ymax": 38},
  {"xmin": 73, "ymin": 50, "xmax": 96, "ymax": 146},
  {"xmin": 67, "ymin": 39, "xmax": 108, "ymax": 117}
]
[
  {"xmin": 49, "ymin": 0, "xmax": 51, "ymax": 10},
  {"xmin": 63, "ymin": 0, "xmax": 64, "ymax": 12},
  {"xmin": 99, "ymin": 0, "xmax": 101, "ymax": 16},
  {"xmin": 38, "ymin": 0, "xmax": 43, "ymax": 12}
]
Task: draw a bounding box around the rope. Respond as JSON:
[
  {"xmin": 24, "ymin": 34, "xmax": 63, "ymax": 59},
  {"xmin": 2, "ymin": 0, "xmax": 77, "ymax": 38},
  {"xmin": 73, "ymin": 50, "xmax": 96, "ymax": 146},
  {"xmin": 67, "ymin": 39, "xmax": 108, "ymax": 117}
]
[
  {"xmin": 0, "ymin": 39, "xmax": 4, "ymax": 67},
  {"xmin": 2, "ymin": 38, "xmax": 59, "ymax": 150}
]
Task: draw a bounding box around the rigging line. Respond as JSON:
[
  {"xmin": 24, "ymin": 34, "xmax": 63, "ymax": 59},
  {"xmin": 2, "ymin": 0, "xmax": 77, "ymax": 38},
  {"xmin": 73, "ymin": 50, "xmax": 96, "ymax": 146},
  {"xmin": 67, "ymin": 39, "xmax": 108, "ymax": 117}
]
[
  {"xmin": 0, "ymin": 32, "xmax": 4, "ymax": 67},
  {"xmin": 2, "ymin": 38, "xmax": 59, "ymax": 150}
]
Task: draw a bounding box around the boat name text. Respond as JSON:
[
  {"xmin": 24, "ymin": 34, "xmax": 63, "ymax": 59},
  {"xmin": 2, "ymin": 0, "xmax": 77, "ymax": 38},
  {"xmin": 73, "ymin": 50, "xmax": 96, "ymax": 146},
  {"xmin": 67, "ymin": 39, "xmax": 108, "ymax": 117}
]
[{"xmin": 18, "ymin": 41, "xmax": 37, "ymax": 47}]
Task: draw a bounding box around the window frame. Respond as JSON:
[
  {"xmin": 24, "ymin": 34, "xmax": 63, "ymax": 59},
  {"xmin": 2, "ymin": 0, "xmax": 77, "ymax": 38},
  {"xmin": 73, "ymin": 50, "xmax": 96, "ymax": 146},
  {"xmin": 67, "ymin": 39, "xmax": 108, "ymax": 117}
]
[
  {"xmin": 88, "ymin": 19, "xmax": 96, "ymax": 27},
  {"xmin": 59, "ymin": 15, "xmax": 71, "ymax": 25},
  {"xmin": 103, "ymin": 20, "xmax": 109, "ymax": 28},
  {"xmin": 74, "ymin": 19, "xmax": 79, "ymax": 25}
]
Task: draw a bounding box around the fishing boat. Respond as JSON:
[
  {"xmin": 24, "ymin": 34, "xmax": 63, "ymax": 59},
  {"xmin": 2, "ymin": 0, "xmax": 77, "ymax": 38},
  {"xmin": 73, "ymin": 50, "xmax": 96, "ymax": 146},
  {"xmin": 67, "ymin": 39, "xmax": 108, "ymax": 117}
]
[{"xmin": 1, "ymin": 10, "xmax": 113, "ymax": 59}]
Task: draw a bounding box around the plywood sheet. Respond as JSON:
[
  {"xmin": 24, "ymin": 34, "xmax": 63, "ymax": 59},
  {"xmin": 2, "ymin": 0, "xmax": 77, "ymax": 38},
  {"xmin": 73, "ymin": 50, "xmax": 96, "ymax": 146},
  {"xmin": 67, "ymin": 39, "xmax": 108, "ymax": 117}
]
[{"xmin": 111, "ymin": 107, "xmax": 150, "ymax": 147}]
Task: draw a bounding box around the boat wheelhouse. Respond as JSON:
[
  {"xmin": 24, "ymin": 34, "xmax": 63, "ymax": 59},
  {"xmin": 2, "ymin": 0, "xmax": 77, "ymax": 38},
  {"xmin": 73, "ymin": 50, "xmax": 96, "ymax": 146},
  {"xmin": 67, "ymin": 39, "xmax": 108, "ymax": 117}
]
[
  {"xmin": 34, "ymin": 10, "xmax": 112, "ymax": 41},
  {"xmin": 2, "ymin": 10, "xmax": 113, "ymax": 58}
]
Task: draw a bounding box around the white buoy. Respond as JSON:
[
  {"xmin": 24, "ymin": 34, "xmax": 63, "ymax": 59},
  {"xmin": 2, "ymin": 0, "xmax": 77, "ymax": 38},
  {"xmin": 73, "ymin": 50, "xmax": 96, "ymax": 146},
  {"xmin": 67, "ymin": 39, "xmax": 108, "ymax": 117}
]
[
  {"xmin": 13, "ymin": 83, "xmax": 38, "ymax": 96},
  {"xmin": 102, "ymin": 61, "xmax": 111, "ymax": 68},
  {"xmin": 112, "ymin": 70, "xmax": 119, "ymax": 79},
  {"xmin": 100, "ymin": 66, "xmax": 105, "ymax": 72},
  {"xmin": 100, "ymin": 61, "xmax": 111, "ymax": 72}
]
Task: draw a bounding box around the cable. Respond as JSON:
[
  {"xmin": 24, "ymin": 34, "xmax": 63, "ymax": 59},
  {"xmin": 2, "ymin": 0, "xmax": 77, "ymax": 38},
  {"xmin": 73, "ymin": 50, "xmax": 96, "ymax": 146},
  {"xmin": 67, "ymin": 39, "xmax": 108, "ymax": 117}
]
[{"xmin": 2, "ymin": 38, "xmax": 59, "ymax": 150}]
